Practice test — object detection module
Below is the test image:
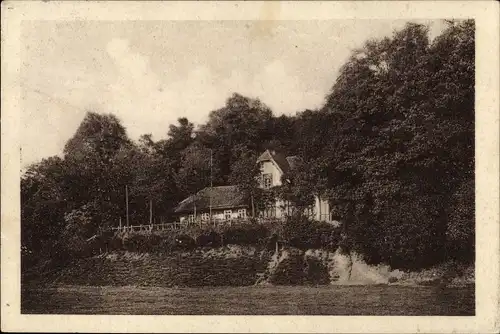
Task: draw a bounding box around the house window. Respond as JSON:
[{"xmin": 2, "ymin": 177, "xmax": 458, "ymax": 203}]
[
  {"xmin": 263, "ymin": 206, "xmax": 276, "ymax": 218},
  {"xmin": 224, "ymin": 210, "xmax": 232, "ymax": 219},
  {"xmin": 304, "ymin": 206, "xmax": 315, "ymax": 218},
  {"xmin": 237, "ymin": 209, "xmax": 246, "ymax": 218},
  {"xmin": 262, "ymin": 173, "xmax": 273, "ymax": 189},
  {"xmin": 201, "ymin": 213, "xmax": 210, "ymax": 221}
]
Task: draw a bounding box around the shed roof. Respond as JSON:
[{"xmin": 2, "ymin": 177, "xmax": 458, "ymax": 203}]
[{"xmin": 174, "ymin": 185, "xmax": 248, "ymax": 214}]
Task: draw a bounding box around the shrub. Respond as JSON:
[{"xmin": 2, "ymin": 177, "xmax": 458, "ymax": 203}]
[
  {"xmin": 303, "ymin": 256, "xmax": 330, "ymax": 285},
  {"xmin": 266, "ymin": 233, "xmax": 280, "ymax": 252},
  {"xmin": 158, "ymin": 233, "xmax": 177, "ymax": 252},
  {"xmin": 221, "ymin": 223, "xmax": 270, "ymax": 246},
  {"xmin": 109, "ymin": 232, "xmax": 124, "ymax": 251},
  {"xmin": 175, "ymin": 234, "xmax": 196, "ymax": 250},
  {"xmin": 143, "ymin": 233, "xmax": 162, "ymax": 252},
  {"xmin": 196, "ymin": 231, "xmax": 222, "ymax": 248},
  {"xmin": 59, "ymin": 205, "xmax": 99, "ymax": 258},
  {"xmin": 122, "ymin": 232, "xmax": 150, "ymax": 252},
  {"xmin": 282, "ymin": 214, "xmax": 341, "ymax": 250},
  {"xmin": 349, "ymin": 197, "xmax": 447, "ymax": 270},
  {"xmin": 269, "ymin": 252, "xmax": 306, "ymax": 285}
]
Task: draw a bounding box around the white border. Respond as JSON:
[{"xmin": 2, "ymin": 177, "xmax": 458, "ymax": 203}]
[{"xmin": 2, "ymin": 1, "xmax": 499, "ymax": 333}]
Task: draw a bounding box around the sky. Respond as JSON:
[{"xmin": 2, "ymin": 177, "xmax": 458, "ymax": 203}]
[{"xmin": 20, "ymin": 19, "xmax": 447, "ymax": 167}]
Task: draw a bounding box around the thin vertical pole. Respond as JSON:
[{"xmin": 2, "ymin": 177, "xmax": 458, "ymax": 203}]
[
  {"xmin": 119, "ymin": 217, "xmax": 122, "ymax": 231},
  {"xmin": 126, "ymin": 185, "xmax": 129, "ymax": 226},
  {"xmin": 149, "ymin": 199, "xmax": 153, "ymax": 225},
  {"xmin": 194, "ymin": 197, "xmax": 196, "ymax": 222},
  {"xmin": 209, "ymin": 149, "xmax": 213, "ymax": 222}
]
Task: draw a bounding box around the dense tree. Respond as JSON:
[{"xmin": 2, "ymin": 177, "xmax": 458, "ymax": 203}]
[
  {"xmin": 320, "ymin": 20, "xmax": 475, "ymax": 268},
  {"xmin": 198, "ymin": 93, "xmax": 273, "ymax": 181},
  {"xmin": 228, "ymin": 146, "xmax": 261, "ymax": 217},
  {"xmin": 278, "ymin": 158, "xmax": 315, "ymax": 211},
  {"xmin": 156, "ymin": 117, "xmax": 195, "ymax": 170},
  {"xmin": 63, "ymin": 112, "xmax": 134, "ymax": 228},
  {"xmin": 175, "ymin": 143, "xmax": 220, "ymax": 198},
  {"xmin": 264, "ymin": 115, "xmax": 297, "ymax": 155},
  {"xmin": 125, "ymin": 140, "xmax": 179, "ymax": 224},
  {"xmin": 21, "ymin": 156, "xmax": 68, "ymax": 262},
  {"xmin": 21, "ymin": 20, "xmax": 475, "ymax": 271}
]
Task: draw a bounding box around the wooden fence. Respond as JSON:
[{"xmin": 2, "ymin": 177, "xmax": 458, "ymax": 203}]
[{"xmin": 107, "ymin": 217, "xmax": 285, "ymax": 233}]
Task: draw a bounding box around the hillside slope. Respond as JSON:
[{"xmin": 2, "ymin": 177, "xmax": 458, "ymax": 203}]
[{"xmin": 24, "ymin": 245, "xmax": 474, "ymax": 288}]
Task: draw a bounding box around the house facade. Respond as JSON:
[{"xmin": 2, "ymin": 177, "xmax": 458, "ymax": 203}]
[
  {"xmin": 174, "ymin": 150, "xmax": 333, "ymax": 223},
  {"xmin": 256, "ymin": 150, "xmax": 332, "ymax": 222},
  {"xmin": 174, "ymin": 185, "xmax": 248, "ymax": 223}
]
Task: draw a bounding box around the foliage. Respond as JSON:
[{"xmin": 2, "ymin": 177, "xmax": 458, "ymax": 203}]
[
  {"xmin": 21, "ymin": 156, "xmax": 68, "ymax": 263},
  {"xmin": 174, "ymin": 143, "xmax": 220, "ymax": 199},
  {"xmin": 282, "ymin": 214, "xmax": 341, "ymax": 251},
  {"xmin": 446, "ymin": 179, "xmax": 475, "ymax": 262},
  {"xmin": 303, "ymin": 256, "xmax": 331, "ymax": 285},
  {"xmin": 278, "ymin": 159, "xmax": 316, "ymax": 210},
  {"xmin": 321, "ymin": 20, "xmax": 475, "ymax": 268},
  {"xmin": 228, "ymin": 148, "xmax": 261, "ymax": 216},
  {"xmin": 196, "ymin": 231, "xmax": 222, "ymax": 248},
  {"xmin": 221, "ymin": 223, "xmax": 270, "ymax": 246},
  {"xmin": 197, "ymin": 93, "xmax": 273, "ymax": 180},
  {"xmin": 59, "ymin": 204, "xmax": 100, "ymax": 258},
  {"xmin": 21, "ymin": 20, "xmax": 475, "ymax": 273},
  {"xmin": 269, "ymin": 251, "xmax": 307, "ymax": 285}
]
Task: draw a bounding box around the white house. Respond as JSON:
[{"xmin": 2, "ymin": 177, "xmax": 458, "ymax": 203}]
[
  {"xmin": 174, "ymin": 185, "xmax": 248, "ymax": 223},
  {"xmin": 174, "ymin": 150, "xmax": 333, "ymax": 223},
  {"xmin": 256, "ymin": 149, "xmax": 332, "ymax": 222}
]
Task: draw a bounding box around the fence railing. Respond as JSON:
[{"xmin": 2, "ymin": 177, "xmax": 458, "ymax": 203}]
[
  {"xmin": 107, "ymin": 217, "xmax": 285, "ymax": 233},
  {"xmin": 105, "ymin": 213, "xmax": 337, "ymax": 234}
]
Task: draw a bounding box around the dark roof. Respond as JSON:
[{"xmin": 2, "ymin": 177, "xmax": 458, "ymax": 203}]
[
  {"xmin": 286, "ymin": 156, "xmax": 301, "ymax": 170},
  {"xmin": 257, "ymin": 149, "xmax": 300, "ymax": 174},
  {"xmin": 174, "ymin": 185, "xmax": 248, "ymax": 214}
]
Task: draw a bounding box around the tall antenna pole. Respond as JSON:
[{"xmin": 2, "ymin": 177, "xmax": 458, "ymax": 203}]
[
  {"xmin": 126, "ymin": 185, "xmax": 129, "ymax": 227},
  {"xmin": 194, "ymin": 197, "xmax": 196, "ymax": 221},
  {"xmin": 149, "ymin": 199, "xmax": 153, "ymax": 225},
  {"xmin": 209, "ymin": 148, "xmax": 213, "ymax": 222}
]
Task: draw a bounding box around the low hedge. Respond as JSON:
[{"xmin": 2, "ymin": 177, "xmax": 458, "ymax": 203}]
[
  {"xmin": 220, "ymin": 223, "xmax": 269, "ymax": 246},
  {"xmin": 83, "ymin": 216, "xmax": 342, "ymax": 256}
]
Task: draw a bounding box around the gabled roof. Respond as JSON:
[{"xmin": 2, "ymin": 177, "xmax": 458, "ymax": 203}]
[
  {"xmin": 257, "ymin": 149, "xmax": 300, "ymax": 175},
  {"xmin": 174, "ymin": 185, "xmax": 248, "ymax": 214},
  {"xmin": 286, "ymin": 156, "xmax": 301, "ymax": 170}
]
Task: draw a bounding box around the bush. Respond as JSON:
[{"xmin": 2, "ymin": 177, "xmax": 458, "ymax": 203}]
[
  {"xmin": 109, "ymin": 233, "xmax": 124, "ymax": 251},
  {"xmin": 87, "ymin": 217, "xmax": 342, "ymax": 256},
  {"xmin": 303, "ymin": 256, "xmax": 330, "ymax": 285},
  {"xmin": 143, "ymin": 233, "xmax": 162, "ymax": 252},
  {"xmin": 266, "ymin": 233, "xmax": 280, "ymax": 252},
  {"xmin": 282, "ymin": 214, "xmax": 341, "ymax": 250},
  {"xmin": 221, "ymin": 223, "xmax": 270, "ymax": 246},
  {"xmin": 158, "ymin": 233, "xmax": 177, "ymax": 252},
  {"xmin": 196, "ymin": 231, "xmax": 222, "ymax": 248},
  {"xmin": 269, "ymin": 252, "xmax": 306, "ymax": 285},
  {"xmin": 349, "ymin": 197, "xmax": 447, "ymax": 270},
  {"xmin": 175, "ymin": 234, "xmax": 196, "ymax": 250}
]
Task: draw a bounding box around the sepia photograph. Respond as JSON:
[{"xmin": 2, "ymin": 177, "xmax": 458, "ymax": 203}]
[{"xmin": 2, "ymin": 1, "xmax": 499, "ymax": 333}]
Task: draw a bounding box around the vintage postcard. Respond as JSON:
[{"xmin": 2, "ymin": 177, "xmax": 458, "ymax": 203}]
[{"xmin": 1, "ymin": 1, "xmax": 499, "ymax": 333}]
